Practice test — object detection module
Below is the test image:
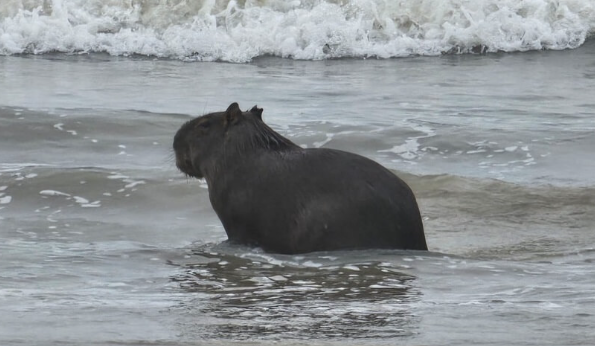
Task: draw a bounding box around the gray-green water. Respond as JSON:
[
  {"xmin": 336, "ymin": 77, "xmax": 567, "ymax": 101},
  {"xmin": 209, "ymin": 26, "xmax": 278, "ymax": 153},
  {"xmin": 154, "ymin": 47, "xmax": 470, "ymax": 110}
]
[{"xmin": 1, "ymin": 43, "xmax": 595, "ymax": 345}]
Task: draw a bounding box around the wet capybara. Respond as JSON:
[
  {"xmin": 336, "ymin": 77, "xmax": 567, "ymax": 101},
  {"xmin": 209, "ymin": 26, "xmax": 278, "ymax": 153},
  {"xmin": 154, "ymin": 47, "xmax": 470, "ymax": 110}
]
[{"xmin": 173, "ymin": 102, "xmax": 428, "ymax": 254}]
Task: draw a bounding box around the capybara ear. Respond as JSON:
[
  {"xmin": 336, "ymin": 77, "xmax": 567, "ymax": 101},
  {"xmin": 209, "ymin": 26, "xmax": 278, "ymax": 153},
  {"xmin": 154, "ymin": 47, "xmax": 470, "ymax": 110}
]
[
  {"xmin": 250, "ymin": 105, "xmax": 263, "ymax": 120},
  {"xmin": 225, "ymin": 102, "xmax": 242, "ymax": 125}
]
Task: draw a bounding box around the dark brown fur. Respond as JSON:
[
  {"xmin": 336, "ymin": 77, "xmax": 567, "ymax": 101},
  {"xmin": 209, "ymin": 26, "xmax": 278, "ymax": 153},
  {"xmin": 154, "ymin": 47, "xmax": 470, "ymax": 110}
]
[{"xmin": 173, "ymin": 103, "xmax": 428, "ymax": 254}]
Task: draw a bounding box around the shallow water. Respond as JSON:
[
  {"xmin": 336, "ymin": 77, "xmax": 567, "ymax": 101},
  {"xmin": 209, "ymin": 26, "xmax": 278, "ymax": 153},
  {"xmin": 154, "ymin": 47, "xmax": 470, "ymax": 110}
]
[{"xmin": 1, "ymin": 44, "xmax": 595, "ymax": 344}]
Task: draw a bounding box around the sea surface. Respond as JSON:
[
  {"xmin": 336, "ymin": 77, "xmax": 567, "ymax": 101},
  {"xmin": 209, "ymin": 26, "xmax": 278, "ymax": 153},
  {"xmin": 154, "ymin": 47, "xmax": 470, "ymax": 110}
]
[{"xmin": 1, "ymin": 1, "xmax": 595, "ymax": 345}]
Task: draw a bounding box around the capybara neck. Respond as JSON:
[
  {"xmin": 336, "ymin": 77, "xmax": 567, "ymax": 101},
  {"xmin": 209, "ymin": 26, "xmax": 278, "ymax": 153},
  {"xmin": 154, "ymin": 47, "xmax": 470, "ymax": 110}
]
[
  {"xmin": 224, "ymin": 111, "xmax": 299, "ymax": 155},
  {"xmin": 207, "ymin": 114, "xmax": 300, "ymax": 185}
]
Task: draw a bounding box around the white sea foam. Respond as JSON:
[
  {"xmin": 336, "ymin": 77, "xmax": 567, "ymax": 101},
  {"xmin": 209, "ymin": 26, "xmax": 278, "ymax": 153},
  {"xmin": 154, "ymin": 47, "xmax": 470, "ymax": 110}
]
[
  {"xmin": 312, "ymin": 133, "xmax": 334, "ymax": 148},
  {"xmin": 73, "ymin": 196, "xmax": 89, "ymax": 204},
  {"xmin": 1, "ymin": 163, "xmax": 53, "ymax": 173},
  {"xmin": 107, "ymin": 173, "xmax": 129, "ymax": 180},
  {"xmin": 381, "ymin": 138, "xmax": 420, "ymax": 160},
  {"xmin": 1, "ymin": 0, "xmax": 593, "ymax": 62},
  {"xmin": 39, "ymin": 190, "xmax": 70, "ymax": 197},
  {"xmin": 124, "ymin": 180, "xmax": 145, "ymax": 189}
]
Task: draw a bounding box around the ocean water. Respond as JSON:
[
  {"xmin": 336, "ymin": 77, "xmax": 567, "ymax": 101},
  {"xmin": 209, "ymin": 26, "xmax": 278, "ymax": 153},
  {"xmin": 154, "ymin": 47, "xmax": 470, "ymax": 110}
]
[{"xmin": 1, "ymin": 1, "xmax": 595, "ymax": 345}]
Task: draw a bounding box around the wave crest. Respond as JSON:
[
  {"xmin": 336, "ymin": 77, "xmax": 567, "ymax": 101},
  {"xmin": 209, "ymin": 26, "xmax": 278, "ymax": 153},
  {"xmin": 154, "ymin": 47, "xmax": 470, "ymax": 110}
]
[{"xmin": 1, "ymin": 0, "xmax": 594, "ymax": 62}]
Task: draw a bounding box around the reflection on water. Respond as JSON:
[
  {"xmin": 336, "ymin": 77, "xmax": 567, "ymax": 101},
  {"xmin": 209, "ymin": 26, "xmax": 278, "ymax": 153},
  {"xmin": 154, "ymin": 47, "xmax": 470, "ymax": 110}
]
[{"xmin": 171, "ymin": 245, "xmax": 421, "ymax": 340}]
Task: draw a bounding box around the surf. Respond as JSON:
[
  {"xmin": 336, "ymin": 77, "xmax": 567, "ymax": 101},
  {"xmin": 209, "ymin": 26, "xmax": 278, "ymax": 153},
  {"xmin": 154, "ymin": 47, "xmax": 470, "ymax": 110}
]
[{"xmin": 1, "ymin": 0, "xmax": 594, "ymax": 62}]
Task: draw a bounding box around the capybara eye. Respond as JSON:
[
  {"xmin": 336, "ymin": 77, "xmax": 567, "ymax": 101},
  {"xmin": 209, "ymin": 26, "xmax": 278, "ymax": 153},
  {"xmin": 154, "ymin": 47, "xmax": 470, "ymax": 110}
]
[{"xmin": 196, "ymin": 121, "xmax": 210, "ymax": 129}]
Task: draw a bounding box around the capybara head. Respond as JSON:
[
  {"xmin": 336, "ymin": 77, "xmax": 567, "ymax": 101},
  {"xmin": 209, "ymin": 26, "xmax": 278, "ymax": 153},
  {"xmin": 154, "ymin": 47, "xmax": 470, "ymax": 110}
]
[{"xmin": 173, "ymin": 102, "xmax": 296, "ymax": 180}]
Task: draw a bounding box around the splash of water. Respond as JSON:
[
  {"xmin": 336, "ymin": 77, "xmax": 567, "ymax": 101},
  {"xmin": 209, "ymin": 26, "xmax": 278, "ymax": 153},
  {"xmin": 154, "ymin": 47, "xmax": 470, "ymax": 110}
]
[{"xmin": 1, "ymin": 0, "xmax": 594, "ymax": 62}]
